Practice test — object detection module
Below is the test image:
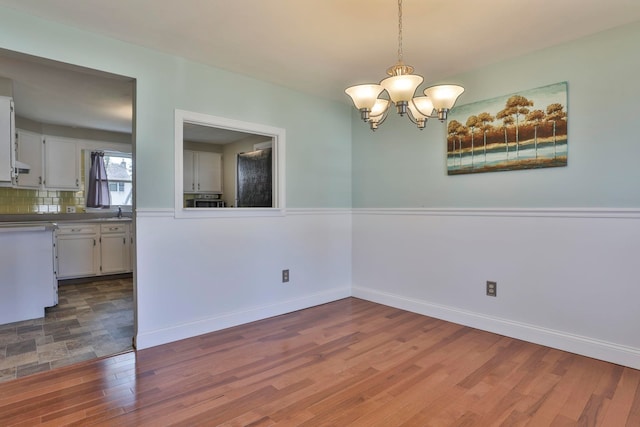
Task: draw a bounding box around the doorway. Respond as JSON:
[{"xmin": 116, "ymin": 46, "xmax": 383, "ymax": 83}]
[{"xmin": 0, "ymin": 48, "xmax": 137, "ymax": 382}]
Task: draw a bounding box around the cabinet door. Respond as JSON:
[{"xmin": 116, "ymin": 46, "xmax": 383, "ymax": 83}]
[
  {"xmin": 101, "ymin": 233, "xmax": 129, "ymax": 274},
  {"xmin": 44, "ymin": 136, "xmax": 79, "ymax": 190},
  {"xmin": 56, "ymin": 234, "xmax": 99, "ymax": 279},
  {"xmin": 15, "ymin": 129, "xmax": 43, "ymax": 188},
  {"xmin": 196, "ymin": 151, "xmax": 222, "ymax": 193},
  {"xmin": 183, "ymin": 150, "xmax": 195, "ymax": 192}
]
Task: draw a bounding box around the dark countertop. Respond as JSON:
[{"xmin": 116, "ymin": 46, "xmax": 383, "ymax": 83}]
[
  {"xmin": 0, "ymin": 222, "xmax": 58, "ymax": 232},
  {"xmin": 0, "ymin": 213, "xmax": 133, "ymax": 223}
]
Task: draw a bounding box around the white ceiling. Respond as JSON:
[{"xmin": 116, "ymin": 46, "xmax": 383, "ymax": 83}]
[
  {"xmin": 0, "ymin": 48, "xmax": 133, "ymax": 134},
  {"xmin": 1, "ymin": 0, "xmax": 640, "ymax": 132}
]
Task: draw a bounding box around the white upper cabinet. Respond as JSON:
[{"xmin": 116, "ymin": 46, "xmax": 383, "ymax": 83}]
[
  {"xmin": 14, "ymin": 129, "xmax": 43, "ymax": 188},
  {"xmin": 183, "ymin": 150, "xmax": 196, "ymax": 192},
  {"xmin": 196, "ymin": 151, "xmax": 222, "ymax": 193},
  {"xmin": 0, "ymin": 96, "xmax": 14, "ymax": 183},
  {"xmin": 184, "ymin": 150, "xmax": 222, "ymax": 194},
  {"xmin": 44, "ymin": 135, "xmax": 80, "ymax": 190}
]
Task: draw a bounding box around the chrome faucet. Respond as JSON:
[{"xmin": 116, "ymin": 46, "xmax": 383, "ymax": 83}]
[{"xmin": 117, "ymin": 207, "xmax": 122, "ymax": 218}]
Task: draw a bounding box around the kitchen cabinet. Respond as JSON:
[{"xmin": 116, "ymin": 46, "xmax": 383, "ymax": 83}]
[
  {"xmin": 0, "ymin": 96, "xmax": 14, "ymax": 183},
  {"xmin": 100, "ymin": 223, "xmax": 130, "ymax": 274},
  {"xmin": 56, "ymin": 221, "xmax": 132, "ymax": 279},
  {"xmin": 183, "ymin": 150, "xmax": 195, "ymax": 192},
  {"xmin": 44, "ymin": 135, "xmax": 80, "ymax": 190},
  {"xmin": 184, "ymin": 150, "xmax": 222, "ymax": 193},
  {"xmin": 55, "ymin": 224, "xmax": 100, "ymax": 279},
  {"xmin": 14, "ymin": 129, "xmax": 43, "ymax": 188}
]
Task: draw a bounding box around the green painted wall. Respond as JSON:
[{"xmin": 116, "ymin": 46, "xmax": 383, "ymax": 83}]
[
  {"xmin": 352, "ymin": 22, "xmax": 640, "ymax": 208},
  {"xmin": 0, "ymin": 6, "xmax": 352, "ymax": 209}
]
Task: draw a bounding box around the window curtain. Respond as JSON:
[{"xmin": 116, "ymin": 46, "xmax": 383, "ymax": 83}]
[{"xmin": 87, "ymin": 151, "xmax": 111, "ymax": 208}]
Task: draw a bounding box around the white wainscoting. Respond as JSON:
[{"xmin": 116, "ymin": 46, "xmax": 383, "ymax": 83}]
[
  {"xmin": 135, "ymin": 208, "xmax": 352, "ymax": 349},
  {"xmin": 352, "ymin": 208, "xmax": 640, "ymax": 369}
]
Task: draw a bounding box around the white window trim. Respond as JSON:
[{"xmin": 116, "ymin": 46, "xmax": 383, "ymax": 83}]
[{"xmin": 174, "ymin": 109, "xmax": 286, "ymax": 219}]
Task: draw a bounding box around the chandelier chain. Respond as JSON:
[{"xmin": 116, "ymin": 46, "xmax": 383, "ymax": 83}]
[{"xmin": 397, "ymin": 0, "xmax": 403, "ymax": 63}]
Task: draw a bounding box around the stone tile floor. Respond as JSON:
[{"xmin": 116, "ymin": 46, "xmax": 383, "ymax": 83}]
[{"xmin": 0, "ymin": 277, "xmax": 133, "ymax": 383}]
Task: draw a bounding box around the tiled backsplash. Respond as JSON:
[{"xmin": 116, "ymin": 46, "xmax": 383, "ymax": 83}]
[{"xmin": 0, "ymin": 188, "xmax": 85, "ymax": 214}]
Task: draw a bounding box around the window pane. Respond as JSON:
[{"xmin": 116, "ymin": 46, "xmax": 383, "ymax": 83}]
[{"xmin": 104, "ymin": 154, "xmax": 133, "ymax": 206}]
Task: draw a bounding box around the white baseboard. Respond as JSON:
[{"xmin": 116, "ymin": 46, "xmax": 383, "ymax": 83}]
[
  {"xmin": 352, "ymin": 286, "xmax": 640, "ymax": 370},
  {"xmin": 136, "ymin": 286, "xmax": 351, "ymax": 350}
]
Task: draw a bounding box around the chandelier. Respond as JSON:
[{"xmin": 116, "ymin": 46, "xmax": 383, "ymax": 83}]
[{"xmin": 345, "ymin": 0, "xmax": 465, "ymax": 131}]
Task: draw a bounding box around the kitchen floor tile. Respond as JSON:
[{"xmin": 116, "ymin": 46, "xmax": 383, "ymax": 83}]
[
  {"xmin": 16, "ymin": 361, "xmax": 51, "ymax": 378},
  {"xmin": 5, "ymin": 339, "xmax": 36, "ymax": 357},
  {"xmin": 0, "ymin": 276, "xmax": 133, "ymax": 383}
]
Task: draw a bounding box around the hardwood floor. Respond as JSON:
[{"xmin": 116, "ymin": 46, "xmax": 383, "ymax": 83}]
[{"xmin": 0, "ymin": 297, "xmax": 638, "ymax": 426}]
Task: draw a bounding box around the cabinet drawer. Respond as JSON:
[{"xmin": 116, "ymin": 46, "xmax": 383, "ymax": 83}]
[
  {"xmin": 56, "ymin": 224, "xmax": 99, "ymax": 235},
  {"xmin": 100, "ymin": 223, "xmax": 128, "ymax": 234}
]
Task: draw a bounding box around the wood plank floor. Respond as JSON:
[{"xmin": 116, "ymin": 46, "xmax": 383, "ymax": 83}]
[{"xmin": 0, "ymin": 297, "xmax": 638, "ymax": 426}]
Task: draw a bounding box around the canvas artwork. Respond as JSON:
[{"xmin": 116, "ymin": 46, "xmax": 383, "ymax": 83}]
[{"xmin": 446, "ymin": 82, "xmax": 567, "ymax": 175}]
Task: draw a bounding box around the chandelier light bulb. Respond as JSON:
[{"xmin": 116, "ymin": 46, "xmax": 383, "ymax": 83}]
[
  {"xmin": 380, "ymin": 74, "xmax": 423, "ymax": 103},
  {"xmin": 423, "ymin": 85, "xmax": 465, "ymax": 110},
  {"xmin": 370, "ymin": 99, "xmax": 390, "ymax": 118},
  {"xmin": 345, "ymin": 84, "xmax": 384, "ymax": 110}
]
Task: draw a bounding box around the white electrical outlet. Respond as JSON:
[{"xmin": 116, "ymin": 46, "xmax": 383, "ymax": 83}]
[{"xmin": 66, "ymin": 206, "xmax": 76, "ymax": 213}]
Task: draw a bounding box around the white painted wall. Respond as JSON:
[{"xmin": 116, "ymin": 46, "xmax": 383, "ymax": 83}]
[
  {"xmin": 352, "ymin": 209, "xmax": 640, "ymax": 368},
  {"xmin": 135, "ymin": 209, "xmax": 351, "ymax": 348}
]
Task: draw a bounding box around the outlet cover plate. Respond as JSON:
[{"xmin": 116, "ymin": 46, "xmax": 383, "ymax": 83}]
[{"xmin": 486, "ymin": 281, "xmax": 497, "ymax": 297}]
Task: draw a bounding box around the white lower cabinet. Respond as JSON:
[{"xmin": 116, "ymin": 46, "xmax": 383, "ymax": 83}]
[
  {"xmin": 100, "ymin": 223, "xmax": 130, "ymax": 274},
  {"xmin": 56, "ymin": 221, "xmax": 132, "ymax": 279},
  {"xmin": 55, "ymin": 224, "xmax": 100, "ymax": 279}
]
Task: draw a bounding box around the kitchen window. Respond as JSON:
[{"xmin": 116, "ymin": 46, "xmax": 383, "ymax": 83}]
[
  {"xmin": 85, "ymin": 150, "xmax": 133, "ymax": 208},
  {"xmin": 103, "ymin": 153, "xmax": 132, "ymax": 206}
]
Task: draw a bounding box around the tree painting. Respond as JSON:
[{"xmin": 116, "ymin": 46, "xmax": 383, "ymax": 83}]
[
  {"xmin": 447, "ymin": 120, "xmax": 469, "ymax": 169},
  {"xmin": 525, "ymin": 109, "xmax": 546, "ymax": 159},
  {"xmin": 504, "ymin": 95, "xmax": 533, "ymax": 158},
  {"xmin": 465, "ymin": 115, "xmax": 479, "ymax": 166},
  {"xmin": 477, "ymin": 112, "xmax": 495, "ymax": 163},
  {"xmin": 546, "ymin": 102, "xmax": 567, "ymax": 158},
  {"xmin": 446, "ymin": 82, "xmax": 567, "ymax": 175}
]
